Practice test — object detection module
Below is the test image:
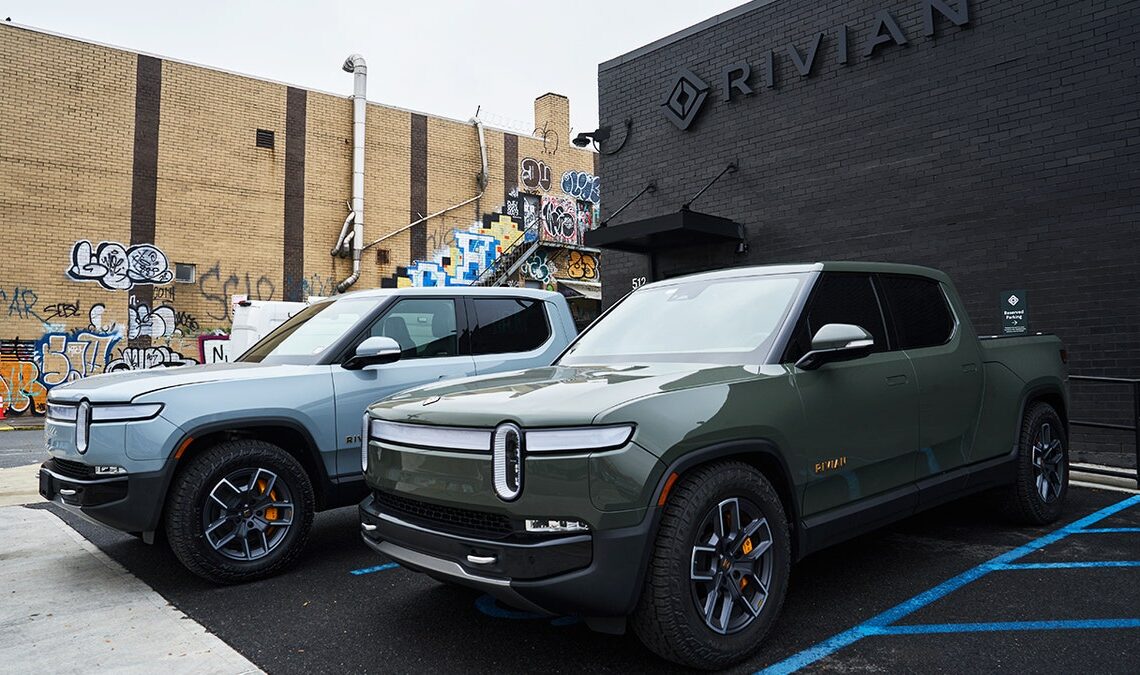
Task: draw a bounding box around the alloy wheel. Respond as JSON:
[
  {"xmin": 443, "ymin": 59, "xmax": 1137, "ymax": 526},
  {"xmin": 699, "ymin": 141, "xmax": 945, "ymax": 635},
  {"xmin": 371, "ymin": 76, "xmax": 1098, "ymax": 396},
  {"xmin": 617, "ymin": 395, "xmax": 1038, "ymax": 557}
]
[
  {"xmin": 202, "ymin": 467, "xmax": 295, "ymax": 561},
  {"xmin": 1032, "ymin": 422, "xmax": 1065, "ymax": 503},
  {"xmin": 689, "ymin": 497, "xmax": 774, "ymax": 635}
]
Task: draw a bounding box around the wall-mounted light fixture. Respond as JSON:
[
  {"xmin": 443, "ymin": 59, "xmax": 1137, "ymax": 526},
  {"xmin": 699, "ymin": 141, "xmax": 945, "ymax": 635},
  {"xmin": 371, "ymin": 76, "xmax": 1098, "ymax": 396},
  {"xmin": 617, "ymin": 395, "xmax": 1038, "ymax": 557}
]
[{"xmin": 572, "ymin": 118, "xmax": 633, "ymax": 155}]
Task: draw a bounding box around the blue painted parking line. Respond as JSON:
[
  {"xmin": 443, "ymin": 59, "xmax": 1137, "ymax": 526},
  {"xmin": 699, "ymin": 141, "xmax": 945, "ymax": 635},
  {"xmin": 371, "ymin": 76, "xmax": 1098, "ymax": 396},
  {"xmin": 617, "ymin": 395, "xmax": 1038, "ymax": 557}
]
[
  {"xmin": 350, "ymin": 562, "xmax": 401, "ymax": 575},
  {"xmin": 757, "ymin": 494, "xmax": 1140, "ymax": 675},
  {"xmin": 1002, "ymin": 560, "xmax": 1140, "ymax": 570},
  {"xmin": 876, "ymin": 618, "xmax": 1140, "ymax": 635},
  {"xmin": 1075, "ymin": 527, "xmax": 1140, "ymax": 534}
]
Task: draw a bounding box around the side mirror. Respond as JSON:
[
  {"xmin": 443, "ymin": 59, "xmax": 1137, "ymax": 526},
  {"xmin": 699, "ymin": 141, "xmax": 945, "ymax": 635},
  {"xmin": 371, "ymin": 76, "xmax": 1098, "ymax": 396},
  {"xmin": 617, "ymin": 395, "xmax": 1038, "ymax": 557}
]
[
  {"xmin": 343, "ymin": 336, "xmax": 402, "ymax": 370},
  {"xmin": 795, "ymin": 323, "xmax": 875, "ymax": 371}
]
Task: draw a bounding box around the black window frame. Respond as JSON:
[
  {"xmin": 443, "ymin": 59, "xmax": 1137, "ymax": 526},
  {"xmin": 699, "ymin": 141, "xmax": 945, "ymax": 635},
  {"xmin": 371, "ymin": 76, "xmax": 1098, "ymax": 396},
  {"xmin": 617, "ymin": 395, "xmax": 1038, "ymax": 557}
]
[
  {"xmin": 781, "ymin": 272, "xmax": 893, "ymax": 364},
  {"xmin": 465, "ymin": 296, "xmax": 552, "ymax": 356},
  {"xmin": 874, "ymin": 273, "xmax": 957, "ymax": 351}
]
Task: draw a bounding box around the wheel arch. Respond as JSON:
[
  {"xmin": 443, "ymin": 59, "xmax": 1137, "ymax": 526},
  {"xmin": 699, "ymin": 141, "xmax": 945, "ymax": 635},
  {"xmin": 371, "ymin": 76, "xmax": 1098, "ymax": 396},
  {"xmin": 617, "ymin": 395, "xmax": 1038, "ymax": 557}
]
[
  {"xmin": 170, "ymin": 418, "xmax": 332, "ymax": 511},
  {"xmin": 650, "ymin": 439, "xmax": 803, "ymax": 560},
  {"xmin": 1019, "ymin": 384, "xmax": 1069, "ymax": 438}
]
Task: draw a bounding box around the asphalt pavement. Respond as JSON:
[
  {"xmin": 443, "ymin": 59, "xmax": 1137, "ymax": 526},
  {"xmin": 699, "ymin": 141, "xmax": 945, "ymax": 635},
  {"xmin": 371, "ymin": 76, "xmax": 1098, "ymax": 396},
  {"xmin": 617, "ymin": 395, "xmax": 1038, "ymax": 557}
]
[
  {"xmin": 0, "ymin": 430, "xmax": 46, "ymax": 469},
  {"xmin": 41, "ymin": 486, "xmax": 1140, "ymax": 674}
]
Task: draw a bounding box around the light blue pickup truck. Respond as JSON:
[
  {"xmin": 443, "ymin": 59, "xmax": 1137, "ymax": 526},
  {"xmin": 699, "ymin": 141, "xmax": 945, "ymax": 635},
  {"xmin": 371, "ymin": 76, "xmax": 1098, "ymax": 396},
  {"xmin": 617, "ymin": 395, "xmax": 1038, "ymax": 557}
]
[{"xmin": 39, "ymin": 287, "xmax": 577, "ymax": 582}]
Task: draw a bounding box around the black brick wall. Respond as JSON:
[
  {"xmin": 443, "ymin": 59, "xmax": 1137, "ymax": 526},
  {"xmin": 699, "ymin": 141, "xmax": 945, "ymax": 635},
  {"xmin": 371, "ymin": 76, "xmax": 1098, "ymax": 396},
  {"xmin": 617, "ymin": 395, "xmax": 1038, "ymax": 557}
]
[{"xmin": 598, "ymin": 0, "xmax": 1140, "ymax": 460}]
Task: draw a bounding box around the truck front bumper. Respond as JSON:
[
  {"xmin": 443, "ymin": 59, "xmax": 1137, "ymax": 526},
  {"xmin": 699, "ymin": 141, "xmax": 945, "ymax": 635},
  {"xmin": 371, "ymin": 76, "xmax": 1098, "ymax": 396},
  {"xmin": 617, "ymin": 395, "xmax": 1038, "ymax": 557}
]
[
  {"xmin": 38, "ymin": 458, "xmax": 168, "ymax": 534},
  {"xmin": 359, "ymin": 492, "xmax": 657, "ymax": 619}
]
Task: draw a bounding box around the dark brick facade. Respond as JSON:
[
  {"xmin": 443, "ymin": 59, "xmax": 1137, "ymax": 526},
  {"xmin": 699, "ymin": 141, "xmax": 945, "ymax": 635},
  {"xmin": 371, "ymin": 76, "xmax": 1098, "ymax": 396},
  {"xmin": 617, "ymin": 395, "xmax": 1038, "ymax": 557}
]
[{"xmin": 598, "ymin": 0, "xmax": 1140, "ymax": 459}]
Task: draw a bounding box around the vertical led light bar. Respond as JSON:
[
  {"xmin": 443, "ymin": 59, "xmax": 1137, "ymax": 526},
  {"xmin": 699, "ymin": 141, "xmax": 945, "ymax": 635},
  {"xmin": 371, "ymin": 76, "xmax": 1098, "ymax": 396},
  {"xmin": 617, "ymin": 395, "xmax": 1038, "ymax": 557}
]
[{"xmin": 492, "ymin": 423, "xmax": 523, "ymax": 501}]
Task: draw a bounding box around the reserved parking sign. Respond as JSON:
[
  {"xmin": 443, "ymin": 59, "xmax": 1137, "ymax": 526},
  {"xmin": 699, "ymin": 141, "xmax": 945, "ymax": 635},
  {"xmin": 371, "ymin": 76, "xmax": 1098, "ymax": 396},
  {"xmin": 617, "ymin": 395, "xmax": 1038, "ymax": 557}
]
[{"xmin": 1001, "ymin": 290, "xmax": 1028, "ymax": 334}]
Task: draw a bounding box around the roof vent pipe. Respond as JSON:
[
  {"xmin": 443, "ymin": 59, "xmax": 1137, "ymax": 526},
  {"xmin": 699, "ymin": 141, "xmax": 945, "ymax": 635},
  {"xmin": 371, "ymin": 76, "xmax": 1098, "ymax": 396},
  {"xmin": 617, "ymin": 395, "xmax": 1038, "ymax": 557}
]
[{"xmin": 336, "ymin": 53, "xmax": 367, "ymax": 293}]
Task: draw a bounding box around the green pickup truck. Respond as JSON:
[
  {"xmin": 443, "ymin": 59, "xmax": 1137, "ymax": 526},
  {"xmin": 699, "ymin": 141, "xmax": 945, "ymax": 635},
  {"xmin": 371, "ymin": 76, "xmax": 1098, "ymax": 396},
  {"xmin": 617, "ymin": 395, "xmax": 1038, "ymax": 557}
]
[{"xmin": 358, "ymin": 262, "xmax": 1069, "ymax": 668}]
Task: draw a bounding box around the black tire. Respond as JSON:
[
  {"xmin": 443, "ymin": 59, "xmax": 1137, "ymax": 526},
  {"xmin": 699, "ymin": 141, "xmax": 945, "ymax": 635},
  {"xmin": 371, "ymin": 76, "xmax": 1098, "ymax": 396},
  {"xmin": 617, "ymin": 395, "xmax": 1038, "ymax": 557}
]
[
  {"xmin": 165, "ymin": 439, "xmax": 315, "ymax": 584},
  {"xmin": 1002, "ymin": 402, "xmax": 1068, "ymax": 525},
  {"xmin": 632, "ymin": 461, "xmax": 791, "ymax": 670}
]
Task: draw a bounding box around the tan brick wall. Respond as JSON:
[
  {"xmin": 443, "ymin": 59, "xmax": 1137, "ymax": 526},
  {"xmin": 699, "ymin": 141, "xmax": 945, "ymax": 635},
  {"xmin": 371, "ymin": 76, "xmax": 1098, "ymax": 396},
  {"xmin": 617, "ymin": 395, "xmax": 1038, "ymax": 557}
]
[
  {"xmin": 155, "ymin": 60, "xmax": 287, "ymax": 333},
  {"xmin": 0, "ymin": 23, "xmax": 598, "ymax": 417}
]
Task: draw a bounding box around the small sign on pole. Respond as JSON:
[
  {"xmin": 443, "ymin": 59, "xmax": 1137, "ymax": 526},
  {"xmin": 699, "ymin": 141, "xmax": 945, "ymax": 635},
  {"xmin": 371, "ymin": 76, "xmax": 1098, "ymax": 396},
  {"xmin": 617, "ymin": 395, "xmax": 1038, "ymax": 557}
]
[{"xmin": 1001, "ymin": 290, "xmax": 1028, "ymax": 335}]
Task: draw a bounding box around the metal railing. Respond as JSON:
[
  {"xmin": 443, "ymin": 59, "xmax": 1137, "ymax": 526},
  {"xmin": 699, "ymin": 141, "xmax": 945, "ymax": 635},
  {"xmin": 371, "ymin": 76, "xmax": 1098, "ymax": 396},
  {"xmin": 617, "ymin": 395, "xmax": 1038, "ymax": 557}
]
[
  {"xmin": 1069, "ymin": 375, "xmax": 1140, "ymax": 488},
  {"xmin": 470, "ymin": 223, "xmax": 540, "ymax": 287}
]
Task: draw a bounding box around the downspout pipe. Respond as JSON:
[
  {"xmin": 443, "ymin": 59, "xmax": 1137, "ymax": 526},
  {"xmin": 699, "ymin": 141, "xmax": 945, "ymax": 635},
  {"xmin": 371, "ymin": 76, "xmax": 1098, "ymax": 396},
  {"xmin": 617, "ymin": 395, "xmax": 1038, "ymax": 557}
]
[{"xmin": 337, "ymin": 53, "xmax": 367, "ymax": 293}]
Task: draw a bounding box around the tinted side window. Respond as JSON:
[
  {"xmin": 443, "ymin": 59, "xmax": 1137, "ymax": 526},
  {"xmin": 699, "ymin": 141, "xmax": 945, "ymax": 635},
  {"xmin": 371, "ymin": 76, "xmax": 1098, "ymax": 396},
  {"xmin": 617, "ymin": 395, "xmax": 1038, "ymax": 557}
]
[
  {"xmin": 786, "ymin": 273, "xmax": 888, "ymax": 361},
  {"xmin": 366, "ymin": 298, "xmax": 457, "ymax": 359},
  {"xmin": 471, "ymin": 299, "xmax": 549, "ymax": 355},
  {"xmin": 879, "ymin": 275, "xmax": 954, "ymax": 349}
]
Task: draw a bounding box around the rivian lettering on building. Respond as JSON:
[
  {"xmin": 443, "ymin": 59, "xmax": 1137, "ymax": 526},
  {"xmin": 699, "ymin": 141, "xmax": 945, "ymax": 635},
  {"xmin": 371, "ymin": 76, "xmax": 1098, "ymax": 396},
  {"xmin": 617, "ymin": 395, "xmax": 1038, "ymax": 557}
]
[
  {"xmin": 661, "ymin": 0, "xmax": 971, "ymax": 130},
  {"xmin": 359, "ymin": 262, "xmax": 1069, "ymax": 669}
]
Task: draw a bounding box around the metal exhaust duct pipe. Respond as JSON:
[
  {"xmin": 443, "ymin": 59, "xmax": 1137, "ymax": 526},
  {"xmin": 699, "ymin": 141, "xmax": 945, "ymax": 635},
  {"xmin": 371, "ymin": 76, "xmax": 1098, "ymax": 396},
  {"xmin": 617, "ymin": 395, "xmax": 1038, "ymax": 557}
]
[{"xmin": 337, "ymin": 53, "xmax": 367, "ymax": 293}]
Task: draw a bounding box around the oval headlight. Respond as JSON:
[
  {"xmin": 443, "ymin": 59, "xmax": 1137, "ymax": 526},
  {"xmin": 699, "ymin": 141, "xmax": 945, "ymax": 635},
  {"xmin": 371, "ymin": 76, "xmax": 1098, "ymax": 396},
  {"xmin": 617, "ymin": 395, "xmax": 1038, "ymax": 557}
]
[{"xmin": 75, "ymin": 400, "xmax": 91, "ymax": 454}]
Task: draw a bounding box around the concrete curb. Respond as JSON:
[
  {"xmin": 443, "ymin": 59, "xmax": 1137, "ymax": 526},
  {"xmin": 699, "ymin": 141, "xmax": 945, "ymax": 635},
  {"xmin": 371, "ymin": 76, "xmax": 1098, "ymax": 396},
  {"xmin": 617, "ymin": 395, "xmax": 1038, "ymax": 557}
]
[
  {"xmin": 0, "ymin": 423, "xmax": 44, "ymax": 432},
  {"xmin": 1071, "ymin": 463, "xmax": 1140, "ymax": 494}
]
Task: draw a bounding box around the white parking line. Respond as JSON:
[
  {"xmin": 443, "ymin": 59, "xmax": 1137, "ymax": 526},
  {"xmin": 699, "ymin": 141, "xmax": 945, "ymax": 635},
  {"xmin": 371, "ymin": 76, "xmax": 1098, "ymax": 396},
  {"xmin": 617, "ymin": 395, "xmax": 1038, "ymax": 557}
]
[{"xmin": 0, "ymin": 505, "xmax": 262, "ymax": 674}]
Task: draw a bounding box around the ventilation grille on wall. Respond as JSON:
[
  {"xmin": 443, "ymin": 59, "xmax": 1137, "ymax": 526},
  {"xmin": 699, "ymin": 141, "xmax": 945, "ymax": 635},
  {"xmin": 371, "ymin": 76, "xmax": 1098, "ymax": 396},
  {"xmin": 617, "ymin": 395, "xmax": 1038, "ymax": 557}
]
[
  {"xmin": 174, "ymin": 263, "xmax": 196, "ymax": 283},
  {"xmin": 256, "ymin": 129, "xmax": 275, "ymax": 149}
]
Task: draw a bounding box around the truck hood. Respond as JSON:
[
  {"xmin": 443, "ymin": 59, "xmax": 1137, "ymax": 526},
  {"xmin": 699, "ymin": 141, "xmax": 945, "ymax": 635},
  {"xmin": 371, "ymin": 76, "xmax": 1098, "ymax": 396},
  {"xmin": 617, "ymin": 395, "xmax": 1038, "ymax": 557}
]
[
  {"xmin": 46, "ymin": 362, "xmax": 321, "ymax": 403},
  {"xmin": 369, "ymin": 362, "xmax": 763, "ymax": 428}
]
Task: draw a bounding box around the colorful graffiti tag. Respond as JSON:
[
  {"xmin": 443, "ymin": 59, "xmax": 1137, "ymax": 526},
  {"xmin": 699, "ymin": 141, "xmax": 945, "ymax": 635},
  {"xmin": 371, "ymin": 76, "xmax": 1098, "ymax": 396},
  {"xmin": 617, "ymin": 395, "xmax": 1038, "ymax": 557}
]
[
  {"xmin": 561, "ymin": 171, "xmax": 601, "ymax": 204},
  {"xmin": 522, "ymin": 250, "xmax": 556, "ymax": 283},
  {"xmin": 37, "ymin": 330, "xmax": 122, "ymax": 387},
  {"xmin": 401, "ymin": 213, "xmax": 527, "ymax": 287},
  {"xmin": 0, "ymin": 340, "xmax": 46, "ymax": 417},
  {"xmin": 565, "ymin": 251, "xmax": 599, "ymax": 281},
  {"xmin": 540, "ymin": 196, "xmax": 579, "ymax": 244}
]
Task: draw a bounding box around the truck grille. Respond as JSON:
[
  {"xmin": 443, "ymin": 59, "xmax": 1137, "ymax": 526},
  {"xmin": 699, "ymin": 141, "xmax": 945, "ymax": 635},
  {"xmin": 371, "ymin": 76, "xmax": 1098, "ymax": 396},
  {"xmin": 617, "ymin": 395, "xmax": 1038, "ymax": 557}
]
[
  {"xmin": 373, "ymin": 490, "xmax": 513, "ymax": 538},
  {"xmin": 47, "ymin": 458, "xmax": 94, "ymax": 480}
]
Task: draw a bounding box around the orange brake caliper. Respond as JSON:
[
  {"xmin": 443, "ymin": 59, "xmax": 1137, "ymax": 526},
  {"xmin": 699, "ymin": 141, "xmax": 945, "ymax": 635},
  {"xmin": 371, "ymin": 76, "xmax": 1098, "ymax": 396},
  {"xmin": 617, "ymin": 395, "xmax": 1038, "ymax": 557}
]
[{"xmin": 257, "ymin": 479, "xmax": 280, "ymax": 522}]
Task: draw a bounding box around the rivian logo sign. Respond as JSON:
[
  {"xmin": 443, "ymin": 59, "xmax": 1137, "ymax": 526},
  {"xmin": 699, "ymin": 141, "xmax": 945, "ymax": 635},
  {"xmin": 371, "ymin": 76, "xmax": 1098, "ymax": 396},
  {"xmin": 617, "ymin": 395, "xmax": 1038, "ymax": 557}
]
[
  {"xmin": 661, "ymin": 0, "xmax": 970, "ymax": 131},
  {"xmin": 662, "ymin": 68, "xmax": 710, "ymax": 131}
]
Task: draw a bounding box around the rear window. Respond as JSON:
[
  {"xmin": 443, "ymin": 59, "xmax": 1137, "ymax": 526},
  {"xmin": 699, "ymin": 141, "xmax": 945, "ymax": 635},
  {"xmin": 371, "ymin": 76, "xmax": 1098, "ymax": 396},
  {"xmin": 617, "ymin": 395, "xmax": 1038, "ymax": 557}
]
[
  {"xmin": 879, "ymin": 275, "xmax": 954, "ymax": 349},
  {"xmin": 471, "ymin": 299, "xmax": 550, "ymax": 355}
]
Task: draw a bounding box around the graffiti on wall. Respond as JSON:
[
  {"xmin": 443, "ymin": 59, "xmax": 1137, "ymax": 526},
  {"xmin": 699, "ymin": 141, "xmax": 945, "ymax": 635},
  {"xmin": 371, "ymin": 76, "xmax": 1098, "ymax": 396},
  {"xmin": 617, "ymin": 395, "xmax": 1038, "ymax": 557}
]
[
  {"xmin": 540, "ymin": 196, "xmax": 579, "ymax": 245},
  {"xmin": 520, "ymin": 157, "xmax": 552, "ymax": 192},
  {"xmin": 522, "ymin": 250, "xmax": 556, "ymax": 283},
  {"xmin": 0, "ymin": 340, "xmax": 46, "ymax": 417},
  {"xmin": 108, "ymin": 346, "xmax": 197, "ymax": 371},
  {"xmin": 400, "ymin": 213, "xmax": 527, "ymax": 287},
  {"xmin": 561, "ymin": 171, "xmax": 601, "ymax": 204},
  {"xmin": 68, "ymin": 240, "xmax": 174, "ymax": 290},
  {"xmin": 128, "ymin": 301, "xmax": 178, "ymax": 340},
  {"xmin": 198, "ymin": 263, "xmax": 276, "ymax": 321},
  {"xmin": 36, "ymin": 330, "xmax": 122, "ymax": 387},
  {"xmin": 565, "ymin": 250, "xmax": 599, "ymax": 281}
]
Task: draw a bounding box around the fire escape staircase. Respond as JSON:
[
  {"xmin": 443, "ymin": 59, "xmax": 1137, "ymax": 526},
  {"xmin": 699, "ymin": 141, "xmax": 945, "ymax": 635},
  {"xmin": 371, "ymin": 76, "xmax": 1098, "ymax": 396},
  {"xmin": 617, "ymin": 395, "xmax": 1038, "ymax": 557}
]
[{"xmin": 470, "ymin": 225, "xmax": 541, "ymax": 287}]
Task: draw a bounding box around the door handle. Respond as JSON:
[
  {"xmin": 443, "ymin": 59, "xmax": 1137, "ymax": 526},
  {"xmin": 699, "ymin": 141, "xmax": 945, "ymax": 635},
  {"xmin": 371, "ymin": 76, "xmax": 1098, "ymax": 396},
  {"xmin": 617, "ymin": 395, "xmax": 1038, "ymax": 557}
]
[
  {"xmin": 886, "ymin": 374, "xmax": 908, "ymax": 386},
  {"xmin": 961, "ymin": 363, "xmax": 978, "ymax": 373},
  {"xmin": 466, "ymin": 554, "xmax": 496, "ymax": 565}
]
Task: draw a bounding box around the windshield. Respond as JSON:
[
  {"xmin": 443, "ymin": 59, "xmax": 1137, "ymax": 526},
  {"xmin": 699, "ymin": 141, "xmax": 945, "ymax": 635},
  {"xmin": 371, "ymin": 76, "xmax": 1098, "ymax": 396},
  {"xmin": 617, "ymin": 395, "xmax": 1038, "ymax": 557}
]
[
  {"xmin": 558, "ymin": 273, "xmax": 807, "ymax": 365},
  {"xmin": 239, "ymin": 295, "xmax": 382, "ymax": 364}
]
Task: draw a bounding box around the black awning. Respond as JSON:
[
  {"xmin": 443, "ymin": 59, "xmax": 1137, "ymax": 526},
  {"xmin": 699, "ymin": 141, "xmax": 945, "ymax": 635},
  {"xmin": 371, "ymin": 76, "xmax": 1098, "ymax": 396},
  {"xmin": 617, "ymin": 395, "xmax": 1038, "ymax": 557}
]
[{"xmin": 584, "ymin": 209, "xmax": 743, "ymax": 254}]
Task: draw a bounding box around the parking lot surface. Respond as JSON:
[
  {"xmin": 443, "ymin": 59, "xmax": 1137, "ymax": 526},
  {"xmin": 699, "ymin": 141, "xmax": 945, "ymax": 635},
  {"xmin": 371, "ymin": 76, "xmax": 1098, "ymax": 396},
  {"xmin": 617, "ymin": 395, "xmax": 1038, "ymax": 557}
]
[{"xmin": 42, "ymin": 486, "xmax": 1139, "ymax": 673}]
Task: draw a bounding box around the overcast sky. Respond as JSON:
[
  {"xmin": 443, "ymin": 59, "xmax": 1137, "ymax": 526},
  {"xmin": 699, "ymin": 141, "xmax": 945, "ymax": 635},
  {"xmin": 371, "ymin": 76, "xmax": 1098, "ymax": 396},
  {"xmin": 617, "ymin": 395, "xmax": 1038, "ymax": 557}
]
[{"xmin": 5, "ymin": 0, "xmax": 744, "ymax": 135}]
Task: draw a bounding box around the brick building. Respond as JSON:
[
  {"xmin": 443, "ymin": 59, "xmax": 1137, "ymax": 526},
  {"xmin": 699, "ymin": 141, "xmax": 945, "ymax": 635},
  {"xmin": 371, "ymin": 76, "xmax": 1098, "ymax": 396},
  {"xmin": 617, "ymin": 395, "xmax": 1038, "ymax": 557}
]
[
  {"xmin": 0, "ymin": 23, "xmax": 601, "ymax": 417},
  {"xmin": 589, "ymin": 0, "xmax": 1139, "ymax": 461}
]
